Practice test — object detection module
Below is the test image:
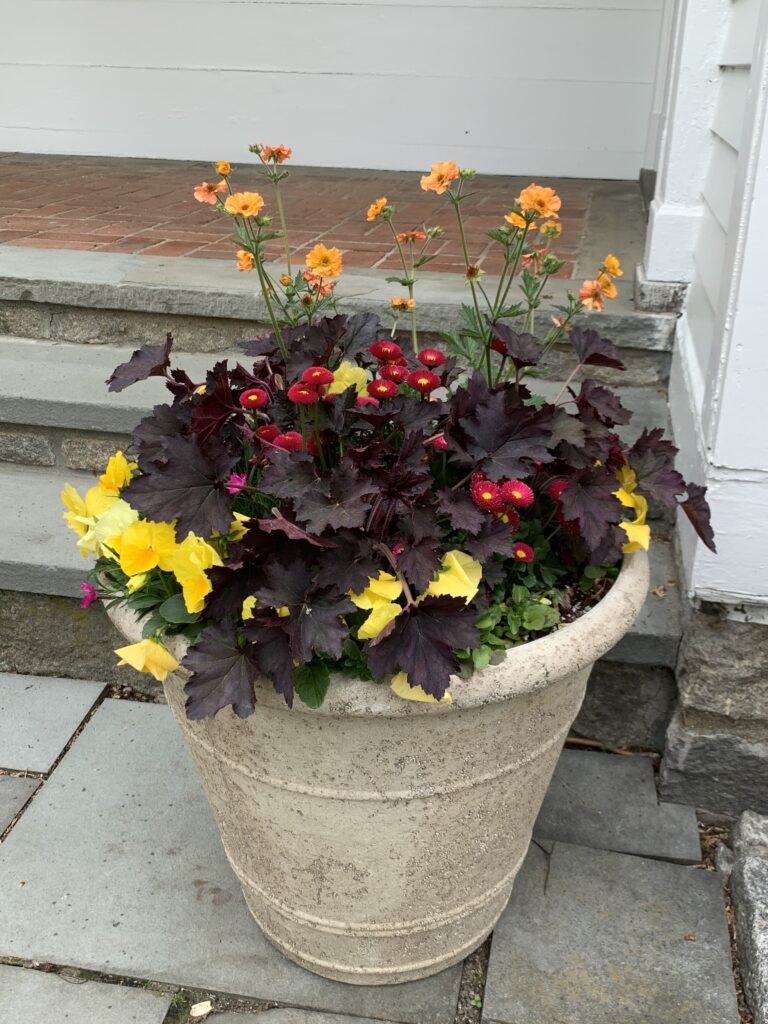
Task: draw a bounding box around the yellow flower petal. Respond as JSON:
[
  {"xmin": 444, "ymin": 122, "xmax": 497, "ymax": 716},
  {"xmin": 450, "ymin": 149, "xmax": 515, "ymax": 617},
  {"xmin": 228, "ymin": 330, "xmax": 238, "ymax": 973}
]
[
  {"xmin": 358, "ymin": 601, "xmax": 402, "ymax": 641},
  {"xmin": 242, "ymin": 595, "xmax": 257, "ymax": 620},
  {"xmin": 126, "ymin": 573, "xmax": 148, "ymax": 593},
  {"xmin": 391, "ymin": 671, "xmax": 452, "ymax": 704},
  {"xmin": 99, "ymin": 451, "xmax": 137, "ymax": 495},
  {"xmin": 349, "ymin": 570, "xmax": 403, "ymax": 610},
  {"xmin": 327, "ymin": 360, "xmax": 369, "ymax": 397},
  {"xmin": 115, "ymin": 639, "xmax": 179, "ymax": 681},
  {"xmin": 615, "ymin": 461, "xmax": 637, "ymax": 493},
  {"xmin": 620, "ymin": 520, "xmax": 651, "ymax": 552},
  {"xmin": 425, "ymin": 550, "xmax": 482, "ymax": 604}
]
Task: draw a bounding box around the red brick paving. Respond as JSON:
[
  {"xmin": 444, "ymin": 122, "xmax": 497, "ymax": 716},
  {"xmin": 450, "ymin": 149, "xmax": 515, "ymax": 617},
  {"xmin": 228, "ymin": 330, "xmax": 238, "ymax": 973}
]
[{"xmin": 0, "ymin": 153, "xmax": 600, "ymax": 279}]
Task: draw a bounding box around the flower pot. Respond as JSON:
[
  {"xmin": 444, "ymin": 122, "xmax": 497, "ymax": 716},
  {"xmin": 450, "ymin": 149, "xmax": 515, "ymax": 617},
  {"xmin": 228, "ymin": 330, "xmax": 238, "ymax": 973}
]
[{"xmin": 107, "ymin": 549, "xmax": 649, "ymax": 986}]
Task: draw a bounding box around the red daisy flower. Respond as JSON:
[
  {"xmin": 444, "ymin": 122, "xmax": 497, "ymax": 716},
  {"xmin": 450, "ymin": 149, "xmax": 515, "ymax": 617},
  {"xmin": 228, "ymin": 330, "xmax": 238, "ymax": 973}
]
[
  {"xmin": 302, "ymin": 366, "xmax": 334, "ymax": 386},
  {"xmin": 417, "ymin": 348, "xmax": 446, "ymax": 367},
  {"xmin": 239, "ymin": 387, "xmax": 269, "ymax": 410},
  {"xmin": 470, "ymin": 473, "xmax": 503, "ymax": 512},
  {"xmin": 370, "ymin": 340, "xmax": 403, "ymax": 362},
  {"xmin": 356, "ymin": 396, "xmax": 380, "ymax": 408},
  {"xmin": 427, "ymin": 433, "xmax": 448, "ymax": 451},
  {"xmin": 547, "ymin": 479, "xmax": 568, "ymax": 502},
  {"xmin": 406, "ymin": 369, "xmax": 441, "ymax": 394},
  {"xmin": 500, "ymin": 480, "xmax": 534, "ymax": 508},
  {"xmin": 367, "ymin": 379, "xmax": 399, "ymax": 400},
  {"xmin": 258, "ymin": 424, "xmax": 280, "ymax": 443},
  {"xmin": 287, "ymin": 383, "xmax": 319, "ymax": 405},
  {"xmin": 501, "ymin": 508, "xmax": 521, "ymax": 532},
  {"xmin": 273, "ymin": 431, "xmax": 304, "ymax": 452},
  {"xmin": 379, "ymin": 363, "xmax": 408, "ymax": 383},
  {"xmin": 512, "ymin": 542, "xmax": 535, "ymax": 563}
]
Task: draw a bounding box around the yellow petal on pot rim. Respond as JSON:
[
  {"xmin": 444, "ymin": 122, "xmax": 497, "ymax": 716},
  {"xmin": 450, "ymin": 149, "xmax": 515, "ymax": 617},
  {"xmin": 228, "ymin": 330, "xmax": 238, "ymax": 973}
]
[
  {"xmin": 390, "ymin": 671, "xmax": 452, "ymax": 704},
  {"xmin": 114, "ymin": 639, "xmax": 179, "ymax": 682}
]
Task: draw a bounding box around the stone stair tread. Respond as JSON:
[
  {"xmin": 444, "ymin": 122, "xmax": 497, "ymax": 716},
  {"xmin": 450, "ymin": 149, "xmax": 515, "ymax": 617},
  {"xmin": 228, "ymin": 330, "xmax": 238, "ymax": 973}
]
[
  {"xmin": 0, "ymin": 461, "xmax": 682, "ymax": 661},
  {"xmin": 0, "ymin": 671, "xmax": 104, "ymax": 773},
  {"xmin": 534, "ymin": 748, "xmax": 701, "ymax": 863},
  {"xmin": 0, "ymin": 245, "xmax": 676, "ymax": 351},
  {"xmin": 0, "ymin": 775, "xmax": 39, "ymax": 833},
  {"xmin": 482, "ymin": 841, "xmax": 739, "ymax": 1024},
  {"xmin": 0, "ymin": 336, "xmax": 670, "ymax": 440}
]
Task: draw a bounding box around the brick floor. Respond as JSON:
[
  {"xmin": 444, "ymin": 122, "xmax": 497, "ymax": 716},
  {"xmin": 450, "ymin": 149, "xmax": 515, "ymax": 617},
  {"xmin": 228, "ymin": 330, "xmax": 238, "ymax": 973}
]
[{"xmin": 0, "ymin": 153, "xmax": 613, "ymax": 278}]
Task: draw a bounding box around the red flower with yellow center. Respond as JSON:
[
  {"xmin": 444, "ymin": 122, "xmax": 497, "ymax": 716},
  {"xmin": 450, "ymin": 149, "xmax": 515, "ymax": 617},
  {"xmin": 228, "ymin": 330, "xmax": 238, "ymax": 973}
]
[
  {"xmin": 367, "ymin": 379, "xmax": 399, "ymax": 400},
  {"xmin": 239, "ymin": 388, "xmax": 269, "ymax": 410},
  {"xmin": 258, "ymin": 424, "xmax": 280, "ymax": 443},
  {"xmin": 273, "ymin": 431, "xmax": 304, "ymax": 451},
  {"xmin": 302, "ymin": 366, "xmax": 334, "ymax": 386},
  {"xmin": 512, "ymin": 542, "xmax": 535, "ymax": 563},
  {"xmin": 500, "ymin": 480, "xmax": 534, "ymax": 508},
  {"xmin": 470, "ymin": 474, "xmax": 503, "ymax": 513},
  {"xmin": 406, "ymin": 369, "xmax": 440, "ymax": 394},
  {"xmin": 287, "ymin": 383, "xmax": 319, "ymax": 405},
  {"xmin": 370, "ymin": 340, "xmax": 403, "ymax": 362},
  {"xmin": 379, "ymin": 364, "xmax": 408, "ymax": 383},
  {"xmin": 417, "ymin": 348, "xmax": 446, "ymax": 368}
]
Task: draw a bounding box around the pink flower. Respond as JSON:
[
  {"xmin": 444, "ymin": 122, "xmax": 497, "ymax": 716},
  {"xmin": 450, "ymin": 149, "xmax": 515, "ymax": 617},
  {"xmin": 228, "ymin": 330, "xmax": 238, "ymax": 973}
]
[
  {"xmin": 417, "ymin": 348, "xmax": 446, "ymax": 367},
  {"xmin": 500, "ymin": 480, "xmax": 534, "ymax": 508},
  {"xmin": 273, "ymin": 431, "xmax": 304, "ymax": 452},
  {"xmin": 356, "ymin": 395, "xmax": 381, "ymax": 407},
  {"xmin": 470, "ymin": 473, "xmax": 503, "ymax": 512},
  {"xmin": 427, "ymin": 433, "xmax": 448, "ymax": 451},
  {"xmin": 225, "ymin": 472, "xmax": 248, "ymax": 495},
  {"xmin": 80, "ymin": 581, "xmax": 97, "ymax": 609},
  {"xmin": 547, "ymin": 479, "xmax": 568, "ymax": 502}
]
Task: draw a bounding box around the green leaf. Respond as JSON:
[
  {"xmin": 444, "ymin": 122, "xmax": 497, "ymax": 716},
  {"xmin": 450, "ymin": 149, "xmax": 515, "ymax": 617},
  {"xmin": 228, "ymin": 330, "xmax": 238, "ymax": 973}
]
[
  {"xmin": 475, "ymin": 606, "xmax": 503, "ymax": 630},
  {"xmin": 511, "ymin": 585, "xmax": 529, "ymax": 604},
  {"xmin": 471, "ymin": 645, "xmax": 492, "ymax": 671},
  {"xmin": 583, "ymin": 565, "xmax": 604, "ymax": 579},
  {"xmin": 159, "ymin": 593, "xmax": 199, "ymax": 624},
  {"xmin": 141, "ymin": 611, "xmax": 167, "ymax": 639},
  {"xmin": 506, "ymin": 613, "xmax": 522, "ymax": 635},
  {"xmin": 294, "ymin": 661, "xmax": 331, "ymax": 709}
]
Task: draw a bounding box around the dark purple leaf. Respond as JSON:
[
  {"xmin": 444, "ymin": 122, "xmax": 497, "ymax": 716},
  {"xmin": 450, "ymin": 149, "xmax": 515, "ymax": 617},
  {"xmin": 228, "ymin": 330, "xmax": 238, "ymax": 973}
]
[
  {"xmin": 629, "ymin": 428, "xmax": 686, "ymax": 506},
  {"xmin": 315, "ymin": 531, "xmax": 381, "ymax": 592},
  {"xmin": 243, "ymin": 618, "xmax": 295, "ymax": 705},
  {"xmin": 124, "ymin": 435, "xmax": 236, "ymax": 538},
  {"xmin": 464, "ymin": 519, "xmax": 519, "ymax": 560},
  {"xmin": 568, "ymin": 326, "xmax": 624, "ymax": 370},
  {"xmin": 106, "ymin": 334, "xmax": 173, "ymax": 393},
  {"xmin": 294, "ymin": 464, "xmax": 376, "ymax": 533},
  {"xmin": 256, "ymin": 509, "xmax": 337, "ymax": 548},
  {"xmin": 488, "ymin": 322, "xmax": 542, "ymax": 368},
  {"xmin": 681, "ymin": 482, "xmax": 716, "ymax": 552},
  {"xmin": 365, "ymin": 596, "xmax": 480, "ymax": 699},
  {"xmin": 575, "ymin": 379, "xmax": 632, "ymax": 427},
  {"xmin": 133, "ymin": 404, "xmax": 188, "ymax": 466},
  {"xmin": 558, "ymin": 467, "xmax": 621, "ymax": 554},
  {"xmin": 190, "ymin": 361, "xmax": 239, "ymax": 446},
  {"xmin": 183, "ymin": 621, "xmax": 259, "ymax": 719},
  {"xmin": 437, "ymin": 488, "xmax": 487, "ymax": 534},
  {"xmin": 397, "ymin": 537, "xmax": 442, "ymax": 591}
]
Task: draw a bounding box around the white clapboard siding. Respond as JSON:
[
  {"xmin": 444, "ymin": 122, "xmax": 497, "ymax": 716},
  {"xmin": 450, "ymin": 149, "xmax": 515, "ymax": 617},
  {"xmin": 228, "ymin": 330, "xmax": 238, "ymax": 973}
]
[
  {"xmin": 0, "ymin": 0, "xmax": 667, "ymax": 177},
  {"xmin": 702, "ymin": 136, "xmax": 739, "ymax": 232},
  {"xmin": 721, "ymin": 0, "xmax": 760, "ymax": 66},
  {"xmin": 684, "ymin": 277, "xmax": 718, "ymax": 388},
  {"xmin": 694, "ymin": 203, "xmax": 728, "ymax": 313},
  {"xmin": 712, "ymin": 67, "xmax": 751, "ymax": 149}
]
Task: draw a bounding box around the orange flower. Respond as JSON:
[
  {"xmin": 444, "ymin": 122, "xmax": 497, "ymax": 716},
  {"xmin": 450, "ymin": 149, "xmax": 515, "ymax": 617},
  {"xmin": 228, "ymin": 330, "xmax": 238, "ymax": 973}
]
[
  {"xmin": 420, "ymin": 161, "xmax": 460, "ymax": 195},
  {"xmin": 579, "ymin": 273, "xmax": 617, "ymax": 311},
  {"xmin": 305, "ymin": 243, "xmax": 342, "ymax": 278},
  {"xmin": 224, "ymin": 192, "xmax": 265, "ymax": 218},
  {"xmin": 391, "ymin": 297, "xmax": 416, "ymax": 311},
  {"xmin": 603, "ymin": 253, "xmax": 623, "ymax": 278},
  {"xmin": 280, "ymin": 274, "xmax": 292, "ymax": 286},
  {"xmin": 504, "ymin": 211, "xmax": 536, "ymax": 231},
  {"xmin": 367, "ymin": 197, "xmax": 388, "ymax": 222},
  {"xmin": 540, "ymin": 220, "xmax": 562, "ymax": 239},
  {"xmin": 518, "ymin": 183, "xmax": 562, "ymax": 220},
  {"xmin": 302, "ymin": 269, "xmax": 336, "ymax": 297},
  {"xmin": 465, "ymin": 264, "xmax": 484, "ymax": 280},
  {"xmin": 236, "ymin": 250, "xmax": 254, "ymax": 272},
  {"xmin": 262, "ymin": 145, "xmax": 292, "ymax": 163},
  {"xmin": 193, "ymin": 180, "xmax": 227, "ymax": 205},
  {"xmin": 396, "ymin": 230, "xmax": 427, "ymax": 243},
  {"xmin": 215, "ymin": 161, "xmax": 232, "ymax": 176}
]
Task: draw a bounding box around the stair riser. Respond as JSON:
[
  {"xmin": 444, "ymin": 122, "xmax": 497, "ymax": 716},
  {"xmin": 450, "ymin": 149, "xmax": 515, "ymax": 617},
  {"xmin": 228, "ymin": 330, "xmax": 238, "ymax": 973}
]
[{"xmin": 0, "ymin": 424, "xmax": 130, "ymax": 472}]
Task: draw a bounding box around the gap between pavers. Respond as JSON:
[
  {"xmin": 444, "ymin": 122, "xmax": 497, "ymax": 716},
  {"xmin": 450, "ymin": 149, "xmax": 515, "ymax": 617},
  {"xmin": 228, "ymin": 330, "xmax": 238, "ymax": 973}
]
[
  {"xmin": 211, "ymin": 1011, "xmax": 391, "ymax": 1023},
  {"xmin": 534, "ymin": 747, "xmax": 701, "ymax": 864},
  {"xmin": 0, "ymin": 672, "xmax": 104, "ymax": 772},
  {"xmin": 0, "ymin": 775, "xmax": 39, "ymax": 832},
  {"xmin": 482, "ymin": 841, "xmax": 739, "ymax": 1024},
  {"xmin": 0, "ymin": 963, "xmax": 171, "ymax": 1023},
  {"xmin": 0, "ymin": 699, "xmax": 461, "ymax": 1024}
]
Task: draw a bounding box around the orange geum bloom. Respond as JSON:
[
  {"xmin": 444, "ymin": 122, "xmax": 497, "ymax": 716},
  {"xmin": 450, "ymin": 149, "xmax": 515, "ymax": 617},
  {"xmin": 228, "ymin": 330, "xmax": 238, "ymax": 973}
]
[
  {"xmin": 306, "ymin": 243, "xmax": 342, "ymax": 278},
  {"xmin": 420, "ymin": 161, "xmax": 460, "ymax": 195},
  {"xmin": 193, "ymin": 180, "xmax": 227, "ymax": 205},
  {"xmin": 262, "ymin": 145, "xmax": 292, "ymax": 163},
  {"xmin": 504, "ymin": 211, "xmax": 535, "ymax": 232},
  {"xmin": 518, "ymin": 184, "xmax": 562, "ymax": 220},
  {"xmin": 540, "ymin": 220, "xmax": 562, "ymax": 239},
  {"xmin": 579, "ymin": 273, "xmax": 617, "ymax": 311},
  {"xmin": 367, "ymin": 197, "xmax": 388, "ymax": 222},
  {"xmin": 215, "ymin": 161, "xmax": 232, "ymax": 176},
  {"xmin": 391, "ymin": 297, "xmax": 416, "ymax": 311},
  {"xmin": 236, "ymin": 250, "xmax": 254, "ymax": 272},
  {"xmin": 224, "ymin": 192, "xmax": 265, "ymax": 218},
  {"xmin": 396, "ymin": 230, "xmax": 427, "ymax": 243},
  {"xmin": 603, "ymin": 253, "xmax": 623, "ymax": 277}
]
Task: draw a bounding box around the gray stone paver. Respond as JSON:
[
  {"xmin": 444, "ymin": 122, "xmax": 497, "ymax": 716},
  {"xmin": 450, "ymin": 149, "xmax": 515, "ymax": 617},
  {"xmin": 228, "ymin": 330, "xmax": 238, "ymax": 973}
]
[
  {"xmin": 0, "ymin": 963, "xmax": 171, "ymax": 1023},
  {"xmin": 0, "ymin": 699, "xmax": 460, "ymax": 1024},
  {"xmin": 482, "ymin": 841, "xmax": 739, "ymax": 1024},
  {"xmin": 0, "ymin": 774, "xmax": 39, "ymax": 832},
  {"xmin": 0, "ymin": 673, "xmax": 103, "ymax": 771},
  {"xmin": 534, "ymin": 748, "xmax": 701, "ymax": 863},
  {"xmin": 213, "ymin": 1012, "xmax": 391, "ymax": 1023},
  {"xmin": 731, "ymin": 856, "xmax": 768, "ymax": 1024}
]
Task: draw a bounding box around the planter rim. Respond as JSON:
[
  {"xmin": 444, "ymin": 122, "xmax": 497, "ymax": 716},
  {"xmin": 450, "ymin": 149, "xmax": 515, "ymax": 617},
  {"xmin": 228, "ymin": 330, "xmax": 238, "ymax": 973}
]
[{"xmin": 107, "ymin": 548, "xmax": 649, "ymax": 718}]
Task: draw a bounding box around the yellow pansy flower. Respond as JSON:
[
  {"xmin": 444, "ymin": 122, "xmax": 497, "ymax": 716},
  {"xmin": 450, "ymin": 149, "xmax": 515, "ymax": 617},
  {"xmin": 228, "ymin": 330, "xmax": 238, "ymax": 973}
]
[
  {"xmin": 169, "ymin": 533, "xmax": 223, "ymax": 614},
  {"xmin": 61, "ymin": 483, "xmax": 118, "ymax": 553},
  {"xmin": 615, "ymin": 460, "xmax": 637, "ymax": 493},
  {"xmin": 424, "ymin": 550, "xmax": 482, "ymax": 604},
  {"xmin": 113, "ymin": 520, "xmax": 177, "ymax": 578},
  {"xmin": 99, "ymin": 451, "xmax": 137, "ymax": 495},
  {"xmin": 242, "ymin": 595, "xmax": 257, "ymax": 621},
  {"xmin": 127, "ymin": 573, "xmax": 148, "ymax": 593},
  {"xmin": 391, "ymin": 671, "xmax": 452, "ymax": 704},
  {"xmin": 115, "ymin": 639, "xmax": 179, "ymax": 682},
  {"xmin": 78, "ymin": 498, "xmax": 138, "ymax": 559},
  {"xmin": 349, "ymin": 571, "xmax": 402, "ymax": 610},
  {"xmin": 327, "ymin": 360, "xmax": 369, "ymax": 397},
  {"xmin": 230, "ymin": 512, "xmax": 250, "ymax": 542},
  {"xmin": 614, "ymin": 484, "xmax": 651, "ymax": 553}
]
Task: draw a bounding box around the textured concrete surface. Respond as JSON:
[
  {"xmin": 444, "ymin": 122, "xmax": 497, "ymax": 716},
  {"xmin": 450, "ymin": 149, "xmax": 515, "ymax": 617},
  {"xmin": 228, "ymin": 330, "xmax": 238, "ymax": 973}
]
[
  {"xmin": 603, "ymin": 538, "xmax": 681, "ymax": 668},
  {"xmin": 535, "ymin": 748, "xmax": 701, "ymax": 863},
  {"xmin": 0, "ymin": 429, "xmax": 55, "ymax": 467},
  {"xmin": 0, "ymin": 245, "xmax": 675, "ymax": 351},
  {"xmin": 677, "ymin": 608, "xmax": 768, "ymax": 722},
  {"xmin": 483, "ymin": 842, "xmax": 738, "ymax": 1024},
  {"xmin": 0, "ymin": 589, "xmax": 160, "ymax": 694},
  {"xmin": 573, "ymin": 661, "xmax": 675, "ymax": 751},
  {"xmin": 731, "ymin": 856, "xmax": 768, "ymax": 1024},
  {"xmin": 0, "ymin": 774, "xmax": 39, "ymax": 831},
  {"xmin": 0, "ymin": 964, "xmax": 171, "ymax": 1023},
  {"xmin": 735, "ymin": 812, "xmax": 768, "ymax": 858},
  {"xmin": 215, "ymin": 1013, "xmax": 390, "ymax": 1023},
  {"xmin": 0, "ymin": 699, "xmax": 461, "ymax": 1024},
  {"xmin": 660, "ymin": 710, "xmax": 768, "ymax": 816},
  {"xmin": 0, "ymin": 672, "xmax": 102, "ymax": 771}
]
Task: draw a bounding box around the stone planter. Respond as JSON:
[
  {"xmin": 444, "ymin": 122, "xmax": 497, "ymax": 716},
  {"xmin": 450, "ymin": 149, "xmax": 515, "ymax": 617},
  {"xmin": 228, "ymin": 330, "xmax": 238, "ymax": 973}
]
[{"xmin": 107, "ymin": 549, "xmax": 649, "ymax": 986}]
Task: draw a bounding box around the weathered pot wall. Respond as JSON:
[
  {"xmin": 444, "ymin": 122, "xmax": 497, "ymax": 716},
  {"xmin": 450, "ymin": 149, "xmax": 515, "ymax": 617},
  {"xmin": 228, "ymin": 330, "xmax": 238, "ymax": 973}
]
[{"xmin": 108, "ymin": 549, "xmax": 648, "ymax": 985}]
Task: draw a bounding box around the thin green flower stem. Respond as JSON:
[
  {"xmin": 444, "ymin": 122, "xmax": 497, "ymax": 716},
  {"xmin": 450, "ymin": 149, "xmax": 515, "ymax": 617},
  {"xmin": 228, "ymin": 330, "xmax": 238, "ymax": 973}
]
[
  {"xmin": 522, "ymin": 274, "xmax": 551, "ymax": 336},
  {"xmin": 273, "ymin": 178, "xmax": 292, "ymax": 274},
  {"xmin": 374, "ymin": 541, "xmax": 416, "ymax": 607},
  {"xmin": 254, "ymin": 256, "xmax": 290, "ymax": 362},
  {"xmin": 387, "ymin": 219, "xmax": 419, "ymax": 355},
  {"xmin": 311, "ymin": 403, "xmax": 327, "ymax": 471},
  {"xmin": 497, "ymin": 224, "xmax": 534, "ymax": 313},
  {"xmin": 450, "ymin": 191, "xmax": 491, "ymax": 381},
  {"xmin": 298, "ymin": 404, "xmax": 308, "ymax": 448},
  {"xmin": 552, "ymin": 362, "xmax": 584, "ymax": 406}
]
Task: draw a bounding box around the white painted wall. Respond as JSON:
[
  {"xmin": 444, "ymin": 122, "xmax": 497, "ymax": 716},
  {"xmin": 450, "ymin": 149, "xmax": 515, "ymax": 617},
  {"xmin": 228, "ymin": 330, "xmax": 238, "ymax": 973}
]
[
  {"xmin": 0, "ymin": 0, "xmax": 668, "ymax": 179},
  {"xmin": 648, "ymin": 0, "xmax": 768, "ymax": 607}
]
